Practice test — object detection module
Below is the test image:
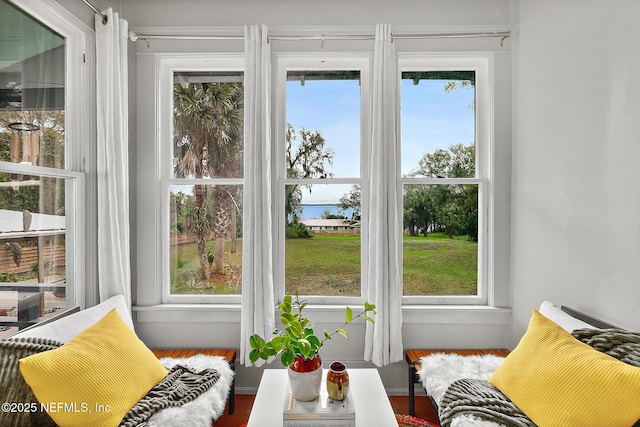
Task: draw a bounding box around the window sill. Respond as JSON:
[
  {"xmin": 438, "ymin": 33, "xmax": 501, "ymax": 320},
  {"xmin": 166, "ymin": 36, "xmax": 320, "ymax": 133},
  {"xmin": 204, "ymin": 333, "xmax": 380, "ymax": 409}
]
[
  {"xmin": 133, "ymin": 304, "xmax": 511, "ymax": 326},
  {"xmin": 133, "ymin": 304, "xmax": 242, "ymax": 323},
  {"xmin": 402, "ymin": 305, "xmax": 511, "ymax": 324}
]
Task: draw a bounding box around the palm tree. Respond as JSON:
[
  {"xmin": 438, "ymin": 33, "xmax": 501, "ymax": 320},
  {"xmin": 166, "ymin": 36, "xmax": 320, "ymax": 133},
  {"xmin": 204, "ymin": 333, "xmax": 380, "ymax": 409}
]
[
  {"xmin": 173, "ymin": 81, "xmax": 243, "ymax": 279},
  {"xmin": 207, "ymin": 84, "xmax": 243, "ymax": 275}
]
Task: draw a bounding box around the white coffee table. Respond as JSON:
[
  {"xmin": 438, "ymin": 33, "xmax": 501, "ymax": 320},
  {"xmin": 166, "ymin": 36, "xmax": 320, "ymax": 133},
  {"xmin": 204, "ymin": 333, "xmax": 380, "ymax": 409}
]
[{"xmin": 247, "ymin": 368, "xmax": 398, "ymax": 427}]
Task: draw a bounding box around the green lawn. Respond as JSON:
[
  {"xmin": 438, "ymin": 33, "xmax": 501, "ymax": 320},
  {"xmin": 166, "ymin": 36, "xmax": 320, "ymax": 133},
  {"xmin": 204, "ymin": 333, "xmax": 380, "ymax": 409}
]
[
  {"xmin": 402, "ymin": 234, "xmax": 477, "ymax": 295},
  {"xmin": 286, "ymin": 233, "xmax": 477, "ymax": 296},
  {"xmin": 285, "ymin": 235, "xmax": 362, "ymax": 296},
  {"xmin": 170, "ymin": 232, "xmax": 477, "ymax": 296},
  {"xmin": 170, "ymin": 238, "xmax": 243, "ymax": 295}
]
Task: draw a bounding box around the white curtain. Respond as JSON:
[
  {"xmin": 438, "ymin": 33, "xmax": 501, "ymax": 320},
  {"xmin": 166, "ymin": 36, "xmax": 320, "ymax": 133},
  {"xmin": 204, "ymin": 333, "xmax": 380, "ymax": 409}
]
[
  {"xmin": 364, "ymin": 23, "xmax": 404, "ymax": 367},
  {"xmin": 240, "ymin": 25, "xmax": 275, "ymax": 366},
  {"xmin": 95, "ymin": 9, "xmax": 131, "ymax": 306}
]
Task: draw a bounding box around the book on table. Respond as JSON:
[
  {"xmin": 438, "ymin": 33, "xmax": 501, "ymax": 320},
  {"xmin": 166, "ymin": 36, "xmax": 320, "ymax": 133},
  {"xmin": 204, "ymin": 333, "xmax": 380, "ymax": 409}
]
[
  {"xmin": 283, "ymin": 420, "xmax": 355, "ymax": 427},
  {"xmin": 283, "ymin": 382, "xmax": 355, "ymax": 427}
]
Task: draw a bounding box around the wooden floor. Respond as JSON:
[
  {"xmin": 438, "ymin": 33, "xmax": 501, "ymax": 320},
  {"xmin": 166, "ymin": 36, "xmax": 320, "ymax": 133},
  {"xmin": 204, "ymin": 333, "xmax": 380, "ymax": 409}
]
[{"xmin": 213, "ymin": 394, "xmax": 438, "ymax": 426}]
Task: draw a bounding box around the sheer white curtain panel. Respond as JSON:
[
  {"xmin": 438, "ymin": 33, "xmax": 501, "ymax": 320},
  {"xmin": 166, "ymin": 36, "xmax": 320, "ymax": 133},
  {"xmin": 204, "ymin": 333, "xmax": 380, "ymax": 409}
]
[
  {"xmin": 95, "ymin": 9, "xmax": 131, "ymax": 306},
  {"xmin": 240, "ymin": 24, "xmax": 276, "ymax": 366},
  {"xmin": 364, "ymin": 23, "xmax": 404, "ymax": 367}
]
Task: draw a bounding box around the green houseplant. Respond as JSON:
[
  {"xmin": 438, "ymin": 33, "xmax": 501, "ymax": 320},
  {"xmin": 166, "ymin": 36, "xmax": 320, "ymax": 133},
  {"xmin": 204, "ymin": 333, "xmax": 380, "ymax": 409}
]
[
  {"xmin": 249, "ymin": 293, "xmax": 376, "ymax": 401},
  {"xmin": 249, "ymin": 293, "xmax": 377, "ymax": 366}
]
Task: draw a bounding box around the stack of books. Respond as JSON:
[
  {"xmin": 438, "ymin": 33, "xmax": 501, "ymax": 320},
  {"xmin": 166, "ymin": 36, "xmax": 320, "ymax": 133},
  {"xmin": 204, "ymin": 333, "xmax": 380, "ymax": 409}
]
[{"xmin": 283, "ymin": 383, "xmax": 355, "ymax": 427}]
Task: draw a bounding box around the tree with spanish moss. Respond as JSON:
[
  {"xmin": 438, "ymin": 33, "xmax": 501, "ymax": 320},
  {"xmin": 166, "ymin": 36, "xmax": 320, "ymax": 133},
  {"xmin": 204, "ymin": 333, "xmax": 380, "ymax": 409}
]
[
  {"xmin": 404, "ymin": 143, "xmax": 478, "ymax": 241},
  {"xmin": 285, "ymin": 123, "xmax": 334, "ymax": 225}
]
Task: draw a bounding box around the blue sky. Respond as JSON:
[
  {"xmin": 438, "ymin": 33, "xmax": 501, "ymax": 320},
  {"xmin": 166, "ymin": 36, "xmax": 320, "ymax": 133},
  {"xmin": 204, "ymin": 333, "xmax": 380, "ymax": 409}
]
[{"xmin": 286, "ymin": 76, "xmax": 475, "ymax": 204}]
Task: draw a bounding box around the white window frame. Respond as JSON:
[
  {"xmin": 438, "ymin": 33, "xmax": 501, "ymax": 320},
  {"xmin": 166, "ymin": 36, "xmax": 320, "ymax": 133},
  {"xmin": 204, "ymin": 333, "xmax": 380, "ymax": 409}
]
[
  {"xmin": 157, "ymin": 54, "xmax": 245, "ymax": 304},
  {"xmin": 398, "ymin": 53, "xmax": 494, "ymax": 306},
  {"xmin": 144, "ymin": 49, "xmax": 500, "ymax": 310},
  {"xmin": 274, "ymin": 53, "xmax": 371, "ymax": 305},
  {"xmin": 1, "ymin": 0, "xmax": 93, "ymax": 309},
  {"xmin": 0, "ymin": 164, "xmax": 85, "ymax": 306}
]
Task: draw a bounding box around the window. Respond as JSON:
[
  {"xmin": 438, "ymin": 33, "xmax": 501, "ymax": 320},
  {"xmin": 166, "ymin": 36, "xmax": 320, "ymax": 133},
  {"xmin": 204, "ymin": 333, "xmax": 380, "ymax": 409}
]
[
  {"xmin": 400, "ymin": 55, "xmax": 491, "ymax": 304},
  {"xmin": 0, "ymin": 0, "xmax": 88, "ymax": 335},
  {"xmin": 277, "ymin": 57, "xmax": 369, "ymax": 303},
  {"xmin": 159, "ymin": 57, "xmax": 244, "ymax": 303},
  {"xmin": 274, "ymin": 54, "xmax": 492, "ymax": 306},
  {"xmin": 273, "ymin": 53, "xmax": 492, "ymax": 306},
  {"xmin": 145, "ymin": 49, "xmax": 497, "ymax": 308}
]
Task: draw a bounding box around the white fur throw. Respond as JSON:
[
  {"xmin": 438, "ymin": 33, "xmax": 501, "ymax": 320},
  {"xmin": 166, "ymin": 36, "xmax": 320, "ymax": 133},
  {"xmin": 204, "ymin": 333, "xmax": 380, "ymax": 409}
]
[
  {"xmin": 145, "ymin": 354, "xmax": 234, "ymax": 427},
  {"xmin": 417, "ymin": 353, "xmax": 505, "ymax": 407}
]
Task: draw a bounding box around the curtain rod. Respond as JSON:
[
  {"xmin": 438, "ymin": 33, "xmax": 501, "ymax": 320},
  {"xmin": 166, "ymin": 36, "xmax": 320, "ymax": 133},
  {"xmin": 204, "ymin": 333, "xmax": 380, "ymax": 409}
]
[
  {"xmin": 129, "ymin": 31, "xmax": 510, "ymax": 45},
  {"xmin": 82, "ymin": 0, "xmax": 108, "ymax": 25}
]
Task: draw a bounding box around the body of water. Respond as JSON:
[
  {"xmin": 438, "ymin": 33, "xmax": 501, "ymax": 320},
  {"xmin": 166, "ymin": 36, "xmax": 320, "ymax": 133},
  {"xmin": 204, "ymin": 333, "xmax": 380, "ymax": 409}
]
[{"xmin": 300, "ymin": 204, "xmax": 354, "ymax": 220}]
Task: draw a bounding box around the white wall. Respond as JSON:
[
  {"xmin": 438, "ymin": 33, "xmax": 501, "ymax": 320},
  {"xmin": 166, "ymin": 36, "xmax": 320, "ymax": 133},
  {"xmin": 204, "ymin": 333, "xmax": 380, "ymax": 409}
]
[
  {"xmin": 511, "ymin": 0, "xmax": 640, "ymax": 343},
  {"xmin": 118, "ymin": 0, "xmax": 511, "ymax": 28}
]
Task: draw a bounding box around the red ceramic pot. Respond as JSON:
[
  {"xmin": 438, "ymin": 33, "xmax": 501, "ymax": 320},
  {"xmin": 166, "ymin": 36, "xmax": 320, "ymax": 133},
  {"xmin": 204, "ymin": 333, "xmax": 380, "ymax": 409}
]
[
  {"xmin": 289, "ymin": 353, "xmax": 323, "ymax": 372},
  {"xmin": 287, "ymin": 353, "xmax": 322, "ymax": 401}
]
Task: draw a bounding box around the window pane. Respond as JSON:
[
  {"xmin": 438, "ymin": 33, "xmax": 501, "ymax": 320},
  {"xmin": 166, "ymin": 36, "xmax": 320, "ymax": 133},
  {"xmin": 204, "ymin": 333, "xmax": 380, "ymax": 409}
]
[
  {"xmin": 285, "ymin": 184, "xmax": 361, "ymax": 297},
  {"xmin": 286, "ymin": 71, "xmax": 360, "ymax": 179},
  {"xmin": 0, "ymin": 1, "xmax": 70, "ymax": 336},
  {"xmin": 402, "ymin": 184, "xmax": 478, "ymax": 296},
  {"xmin": 169, "ymin": 184, "xmax": 242, "ymax": 295},
  {"xmin": 401, "ymin": 71, "xmax": 475, "ymax": 178},
  {"xmin": 0, "ymin": 174, "xmax": 68, "ymax": 337},
  {"xmin": 0, "ymin": 0, "xmax": 66, "ymax": 169},
  {"xmin": 173, "ymin": 72, "xmax": 243, "ymax": 179}
]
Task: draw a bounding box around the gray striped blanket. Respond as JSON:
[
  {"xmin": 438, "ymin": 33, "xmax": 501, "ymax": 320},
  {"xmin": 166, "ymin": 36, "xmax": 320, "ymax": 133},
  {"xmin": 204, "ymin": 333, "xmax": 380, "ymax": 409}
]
[
  {"xmin": 119, "ymin": 363, "xmax": 220, "ymax": 427},
  {"xmin": 439, "ymin": 378, "xmax": 535, "ymax": 427},
  {"xmin": 0, "ymin": 337, "xmax": 62, "ymax": 427},
  {"xmin": 572, "ymin": 328, "xmax": 640, "ymax": 367},
  {"xmin": 0, "ymin": 337, "xmax": 219, "ymax": 427},
  {"xmin": 439, "ymin": 328, "xmax": 640, "ymax": 427}
]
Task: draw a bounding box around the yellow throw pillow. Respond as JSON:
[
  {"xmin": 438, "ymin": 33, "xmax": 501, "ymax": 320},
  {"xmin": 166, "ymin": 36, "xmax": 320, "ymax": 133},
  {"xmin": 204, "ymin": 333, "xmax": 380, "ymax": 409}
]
[
  {"xmin": 489, "ymin": 309, "xmax": 640, "ymax": 427},
  {"xmin": 19, "ymin": 308, "xmax": 167, "ymax": 427}
]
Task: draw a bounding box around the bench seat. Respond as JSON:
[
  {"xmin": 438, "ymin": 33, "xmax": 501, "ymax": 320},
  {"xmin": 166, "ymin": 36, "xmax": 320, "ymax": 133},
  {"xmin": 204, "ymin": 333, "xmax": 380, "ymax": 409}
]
[
  {"xmin": 406, "ymin": 349, "xmax": 509, "ymax": 416},
  {"xmin": 152, "ymin": 348, "xmax": 236, "ymax": 414}
]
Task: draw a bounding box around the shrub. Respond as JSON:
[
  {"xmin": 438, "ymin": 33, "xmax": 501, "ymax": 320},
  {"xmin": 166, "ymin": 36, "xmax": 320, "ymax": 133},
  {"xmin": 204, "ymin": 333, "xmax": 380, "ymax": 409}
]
[
  {"xmin": 286, "ymin": 221, "xmax": 311, "ymax": 239},
  {"xmin": 0, "ymin": 272, "xmax": 16, "ymax": 282}
]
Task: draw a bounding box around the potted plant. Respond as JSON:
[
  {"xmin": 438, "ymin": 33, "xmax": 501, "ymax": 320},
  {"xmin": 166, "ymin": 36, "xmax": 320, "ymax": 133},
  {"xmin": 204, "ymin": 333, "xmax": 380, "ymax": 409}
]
[{"xmin": 249, "ymin": 293, "xmax": 376, "ymax": 401}]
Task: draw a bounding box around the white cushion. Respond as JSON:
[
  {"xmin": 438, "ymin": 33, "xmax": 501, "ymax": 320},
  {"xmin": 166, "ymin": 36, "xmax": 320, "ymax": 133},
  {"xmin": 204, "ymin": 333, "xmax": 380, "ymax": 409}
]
[
  {"xmin": 149, "ymin": 354, "xmax": 235, "ymax": 426},
  {"xmin": 13, "ymin": 294, "xmax": 134, "ymax": 342},
  {"xmin": 418, "ymin": 353, "xmax": 506, "ymax": 407},
  {"xmin": 538, "ymin": 301, "xmax": 596, "ymax": 332}
]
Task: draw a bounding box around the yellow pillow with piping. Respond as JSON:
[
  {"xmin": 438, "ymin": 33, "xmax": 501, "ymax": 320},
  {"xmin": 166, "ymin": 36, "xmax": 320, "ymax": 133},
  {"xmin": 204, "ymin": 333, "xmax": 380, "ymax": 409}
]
[
  {"xmin": 19, "ymin": 308, "xmax": 167, "ymax": 427},
  {"xmin": 489, "ymin": 309, "xmax": 640, "ymax": 427}
]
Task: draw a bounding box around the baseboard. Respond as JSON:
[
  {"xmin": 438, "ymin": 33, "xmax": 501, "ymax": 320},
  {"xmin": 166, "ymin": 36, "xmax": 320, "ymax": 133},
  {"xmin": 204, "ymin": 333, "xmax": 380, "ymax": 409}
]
[
  {"xmin": 386, "ymin": 387, "xmax": 410, "ymax": 396},
  {"xmin": 236, "ymin": 386, "xmax": 258, "ymax": 395},
  {"xmin": 387, "ymin": 386, "xmax": 427, "ymax": 396}
]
